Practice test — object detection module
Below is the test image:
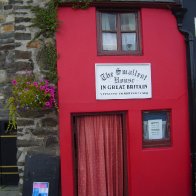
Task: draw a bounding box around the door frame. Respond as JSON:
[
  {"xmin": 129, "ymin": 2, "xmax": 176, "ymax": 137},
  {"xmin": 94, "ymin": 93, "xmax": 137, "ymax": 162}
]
[{"xmin": 71, "ymin": 111, "xmax": 129, "ymax": 196}]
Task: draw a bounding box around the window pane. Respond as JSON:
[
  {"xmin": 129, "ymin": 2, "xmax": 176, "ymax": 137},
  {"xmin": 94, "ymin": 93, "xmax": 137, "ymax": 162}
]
[
  {"xmin": 102, "ymin": 13, "xmax": 116, "ymax": 31},
  {"xmin": 142, "ymin": 110, "xmax": 171, "ymax": 148},
  {"xmin": 121, "ymin": 13, "xmax": 136, "ymax": 31},
  {"xmin": 102, "ymin": 33, "xmax": 117, "ymax": 51},
  {"xmin": 122, "ymin": 33, "xmax": 136, "ymax": 51}
]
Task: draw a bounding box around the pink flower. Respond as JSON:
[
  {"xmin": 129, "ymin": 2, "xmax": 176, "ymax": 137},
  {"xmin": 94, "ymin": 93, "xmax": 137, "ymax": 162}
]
[
  {"xmin": 12, "ymin": 80, "xmax": 17, "ymax": 85},
  {"xmin": 50, "ymin": 85, "xmax": 55, "ymax": 90},
  {"xmin": 33, "ymin": 82, "xmax": 38, "ymax": 87},
  {"xmin": 50, "ymin": 93, "xmax": 55, "ymax": 98},
  {"xmin": 26, "ymin": 82, "xmax": 31, "ymax": 85},
  {"xmin": 49, "ymin": 88, "xmax": 54, "ymax": 93},
  {"xmin": 40, "ymin": 86, "xmax": 46, "ymax": 91},
  {"xmin": 49, "ymin": 97, "xmax": 54, "ymax": 102},
  {"xmin": 45, "ymin": 101, "xmax": 51, "ymax": 107},
  {"xmin": 45, "ymin": 88, "xmax": 50, "ymax": 93},
  {"xmin": 49, "ymin": 89, "xmax": 55, "ymax": 97},
  {"xmin": 45, "ymin": 80, "xmax": 49, "ymax": 85}
]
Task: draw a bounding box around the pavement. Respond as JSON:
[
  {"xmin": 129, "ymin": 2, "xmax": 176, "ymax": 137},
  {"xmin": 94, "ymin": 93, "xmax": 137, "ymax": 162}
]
[{"xmin": 0, "ymin": 186, "xmax": 19, "ymax": 196}]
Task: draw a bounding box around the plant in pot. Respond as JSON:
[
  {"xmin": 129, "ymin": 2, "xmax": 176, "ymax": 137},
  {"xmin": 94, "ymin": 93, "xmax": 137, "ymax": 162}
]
[{"xmin": 6, "ymin": 75, "xmax": 58, "ymax": 130}]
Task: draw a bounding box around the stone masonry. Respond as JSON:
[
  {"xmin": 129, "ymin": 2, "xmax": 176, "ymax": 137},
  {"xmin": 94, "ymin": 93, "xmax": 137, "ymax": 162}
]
[{"xmin": 0, "ymin": 0, "xmax": 59, "ymax": 195}]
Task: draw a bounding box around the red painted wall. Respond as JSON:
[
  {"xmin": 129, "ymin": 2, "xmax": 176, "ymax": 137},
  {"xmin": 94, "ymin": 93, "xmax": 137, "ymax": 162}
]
[{"xmin": 57, "ymin": 7, "xmax": 191, "ymax": 196}]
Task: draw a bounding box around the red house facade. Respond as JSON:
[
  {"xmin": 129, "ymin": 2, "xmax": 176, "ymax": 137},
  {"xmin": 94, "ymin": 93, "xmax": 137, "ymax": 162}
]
[{"xmin": 57, "ymin": 2, "xmax": 192, "ymax": 196}]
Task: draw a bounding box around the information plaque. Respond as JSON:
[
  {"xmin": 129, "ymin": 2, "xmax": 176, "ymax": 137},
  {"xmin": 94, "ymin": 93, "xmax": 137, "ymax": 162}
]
[
  {"xmin": 95, "ymin": 63, "xmax": 152, "ymax": 100},
  {"xmin": 148, "ymin": 119, "xmax": 163, "ymax": 139}
]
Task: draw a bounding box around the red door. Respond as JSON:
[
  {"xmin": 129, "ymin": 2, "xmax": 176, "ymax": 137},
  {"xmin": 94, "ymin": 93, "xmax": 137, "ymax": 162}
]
[{"xmin": 72, "ymin": 113, "xmax": 128, "ymax": 196}]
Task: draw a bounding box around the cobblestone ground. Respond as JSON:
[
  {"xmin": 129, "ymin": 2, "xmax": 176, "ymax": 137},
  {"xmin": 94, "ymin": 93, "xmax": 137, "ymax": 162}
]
[{"xmin": 0, "ymin": 186, "xmax": 19, "ymax": 196}]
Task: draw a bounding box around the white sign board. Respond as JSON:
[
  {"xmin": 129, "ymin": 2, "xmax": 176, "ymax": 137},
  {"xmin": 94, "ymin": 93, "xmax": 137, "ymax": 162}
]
[
  {"xmin": 195, "ymin": 18, "xmax": 196, "ymax": 37},
  {"xmin": 148, "ymin": 119, "xmax": 163, "ymax": 140},
  {"xmin": 95, "ymin": 63, "xmax": 152, "ymax": 100}
]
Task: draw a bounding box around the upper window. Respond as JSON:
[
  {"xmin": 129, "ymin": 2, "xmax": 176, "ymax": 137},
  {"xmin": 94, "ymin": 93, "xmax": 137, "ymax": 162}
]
[{"xmin": 97, "ymin": 10, "xmax": 141, "ymax": 55}]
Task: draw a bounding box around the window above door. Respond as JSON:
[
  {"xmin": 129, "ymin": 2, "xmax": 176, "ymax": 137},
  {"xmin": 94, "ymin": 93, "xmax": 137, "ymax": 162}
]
[{"xmin": 97, "ymin": 10, "xmax": 142, "ymax": 55}]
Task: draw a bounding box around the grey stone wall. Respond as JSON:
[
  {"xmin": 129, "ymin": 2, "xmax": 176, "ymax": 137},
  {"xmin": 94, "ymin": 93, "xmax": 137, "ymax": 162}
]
[
  {"xmin": 0, "ymin": 0, "xmax": 59, "ymax": 195},
  {"xmin": 0, "ymin": 0, "xmax": 14, "ymax": 119}
]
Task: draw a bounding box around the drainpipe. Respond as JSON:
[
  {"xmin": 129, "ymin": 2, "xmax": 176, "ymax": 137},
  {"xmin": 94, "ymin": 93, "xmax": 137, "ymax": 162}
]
[{"xmin": 172, "ymin": 7, "xmax": 196, "ymax": 196}]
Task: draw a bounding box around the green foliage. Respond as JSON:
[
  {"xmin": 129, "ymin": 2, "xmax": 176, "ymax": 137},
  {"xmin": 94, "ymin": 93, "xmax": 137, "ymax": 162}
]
[
  {"xmin": 39, "ymin": 42, "xmax": 58, "ymax": 84},
  {"xmin": 72, "ymin": 0, "xmax": 91, "ymax": 9},
  {"xmin": 6, "ymin": 97, "xmax": 18, "ymax": 130},
  {"xmin": 31, "ymin": 0, "xmax": 59, "ymax": 39},
  {"xmin": 31, "ymin": 0, "xmax": 59, "ymax": 83},
  {"xmin": 6, "ymin": 76, "xmax": 58, "ymax": 130}
]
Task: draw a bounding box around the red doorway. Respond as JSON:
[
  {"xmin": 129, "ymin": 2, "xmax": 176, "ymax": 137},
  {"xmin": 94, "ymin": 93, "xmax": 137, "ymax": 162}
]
[{"xmin": 72, "ymin": 113, "xmax": 128, "ymax": 196}]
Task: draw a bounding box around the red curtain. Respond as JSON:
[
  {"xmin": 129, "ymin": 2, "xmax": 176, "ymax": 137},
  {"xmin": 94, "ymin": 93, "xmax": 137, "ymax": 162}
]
[{"xmin": 76, "ymin": 114, "xmax": 124, "ymax": 196}]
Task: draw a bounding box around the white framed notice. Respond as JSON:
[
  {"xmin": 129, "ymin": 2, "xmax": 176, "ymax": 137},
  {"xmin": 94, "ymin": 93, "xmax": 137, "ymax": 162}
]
[
  {"xmin": 95, "ymin": 63, "xmax": 152, "ymax": 100},
  {"xmin": 148, "ymin": 119, "xmax": 163, "ymax": 140},
  {"xmin": 195, "ymin": 18, "xmax": 196, "ymax": 37}
]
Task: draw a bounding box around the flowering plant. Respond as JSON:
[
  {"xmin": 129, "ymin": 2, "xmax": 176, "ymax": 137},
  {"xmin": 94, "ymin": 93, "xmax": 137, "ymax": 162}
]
[{"xmin": 6, "ymin": 76, "xmax": 58, "ymax": 129}]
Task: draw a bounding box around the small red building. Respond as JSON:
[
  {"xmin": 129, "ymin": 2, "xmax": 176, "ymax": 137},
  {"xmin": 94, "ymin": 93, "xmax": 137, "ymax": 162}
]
[{"xmin": 57, "ymin": 1, "xmax": 191, "ymax": 195}]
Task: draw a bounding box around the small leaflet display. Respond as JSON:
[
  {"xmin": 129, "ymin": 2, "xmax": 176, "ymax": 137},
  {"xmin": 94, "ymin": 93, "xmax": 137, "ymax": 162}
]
[
  {"xmin": 32, "ymin": 182, "xmax": 49, "ymax": 196},
  {"xmin": 147, "ymin": 119, "xmax": 163, "ymax": 140}
]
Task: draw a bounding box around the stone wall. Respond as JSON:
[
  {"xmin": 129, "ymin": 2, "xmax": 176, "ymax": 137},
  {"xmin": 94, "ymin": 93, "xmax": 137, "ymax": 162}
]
[
  {"xmin": 0, "ymin": 0, "xmax": 59, "ymax": 195},
  {"xmin": 0, "ymin": 0, "xmax": 14, "ymax": 119}
]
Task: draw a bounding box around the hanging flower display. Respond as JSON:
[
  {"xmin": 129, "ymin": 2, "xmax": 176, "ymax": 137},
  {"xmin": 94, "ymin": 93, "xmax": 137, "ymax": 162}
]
[{"xmin": 6, "ymin": 76, "xmax": 58, "ymax": 130}]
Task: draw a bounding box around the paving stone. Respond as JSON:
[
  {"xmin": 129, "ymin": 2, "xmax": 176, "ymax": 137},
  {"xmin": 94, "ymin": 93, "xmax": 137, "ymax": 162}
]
[
  {"xmin": 42, "ymin": 117, "xmax": 58, "ymax": 127},
  {"xmin": 15, "ymin": 25, "xmax": 26, "ymax": 31},
  {"xmin": 0, "ymin": 43, "xmax": 15, "ymax": 50},
  {"xmin": 17, "ymin": 119, "xmax": 35, "ymax": 126},
  {"xmin": 14, "ymin": 5, "xmax": 31, "ymax": 9},
  {"xmin": 0, "ymin": 70, "xmax": 7, "ymax": 83},
  {"xmin": 15, "ymin": 50, "xmax": 32, "ymax": 59},
  {"xmin": 15, "ymin": 61, "xmax": 33, "ymax": 70},
  {"xmin": 0, "ymin": 38, "xmax": 14, "ymax": 44},
  {"xmin": 15, "ymin": 17, "xmax": 31, "ymax": 23},
  {"xmin": 1, "ymin": 24, "xmax": 14, "ymax": 32},
  {"xmin": 0, "ymin": 186, "xmax": 19, "ymax": 196},
  {"xmin": 15, "ymin": 32, "xmax": 31, "ymax": 40},
  {"xmin": 5, "ymin": 15, "xmax": 14, "ymax": 23},
  {"xmin": 26, "ymin": 40, "xmax": 41, "ymax": 48},
  {"xmin": 0, "ymin": 32, "xmax": 14, "ymax": 39},
  {"xmin": 15, "ymin": 42, "xmax": 22, "ymax": 48},
  {"xmin": 0, "ymin": 15, "xmax": 6, "ymax": 22},
  {"xmin": 4, "ymin": 4, "xmax": 12, "ymax": 9}
]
